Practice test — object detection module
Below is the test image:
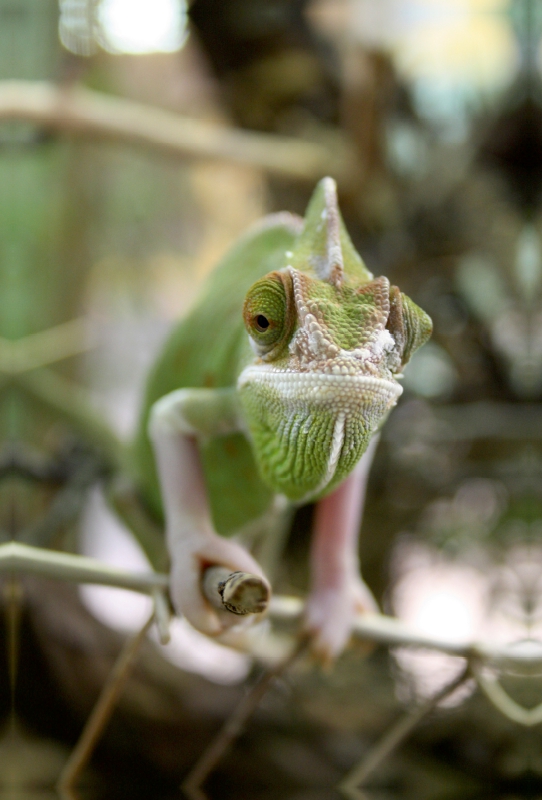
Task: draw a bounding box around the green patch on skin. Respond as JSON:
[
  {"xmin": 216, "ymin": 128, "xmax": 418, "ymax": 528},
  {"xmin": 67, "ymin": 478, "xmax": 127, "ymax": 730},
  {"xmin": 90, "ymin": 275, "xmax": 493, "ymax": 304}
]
[{"xmin": 303, "ymin": 278, "xmax": 388, "ymax": 352}]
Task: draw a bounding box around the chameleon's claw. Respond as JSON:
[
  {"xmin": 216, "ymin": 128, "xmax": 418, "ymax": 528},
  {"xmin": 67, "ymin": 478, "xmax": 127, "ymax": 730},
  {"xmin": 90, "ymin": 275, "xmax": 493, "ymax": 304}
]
[{"xmin": 302, "ymin": 577, "xmax": 379, "ymax": 665}]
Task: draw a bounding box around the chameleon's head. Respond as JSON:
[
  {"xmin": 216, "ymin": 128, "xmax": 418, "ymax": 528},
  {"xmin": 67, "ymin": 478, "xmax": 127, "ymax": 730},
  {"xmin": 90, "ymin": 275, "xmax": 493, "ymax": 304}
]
[{"xmin": 238, "ymin": 178, "xmax": 432, "ymax": 503}]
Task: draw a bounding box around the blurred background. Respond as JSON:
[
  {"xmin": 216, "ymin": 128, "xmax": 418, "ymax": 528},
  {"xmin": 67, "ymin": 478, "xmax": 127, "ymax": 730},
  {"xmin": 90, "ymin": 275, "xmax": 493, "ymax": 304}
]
[{"xmin": 2, "ymin": 0, "xmax": 542, "ymax": 797}]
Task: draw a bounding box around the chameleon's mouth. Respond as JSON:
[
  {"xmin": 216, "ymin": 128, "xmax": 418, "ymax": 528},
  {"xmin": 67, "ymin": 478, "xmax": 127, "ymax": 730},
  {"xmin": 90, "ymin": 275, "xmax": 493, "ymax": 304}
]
[
  {"xmin": 237, "ymin": 365, "xmax": 402, "ymax": 503},
  {"xmin": 237, "ymin": 365, "xmax": 403, "ymax": 408}
]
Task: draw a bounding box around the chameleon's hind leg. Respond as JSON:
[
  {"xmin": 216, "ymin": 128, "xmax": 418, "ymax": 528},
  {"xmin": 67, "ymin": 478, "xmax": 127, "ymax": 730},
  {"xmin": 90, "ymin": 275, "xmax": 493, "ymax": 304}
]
[
  {"xmin": 149, "ymin": 388, "xmax": 271, "ymax": 636},
  {"xmin": 303, "ymin": 436, "xmax": 380, "ymax": 664}
]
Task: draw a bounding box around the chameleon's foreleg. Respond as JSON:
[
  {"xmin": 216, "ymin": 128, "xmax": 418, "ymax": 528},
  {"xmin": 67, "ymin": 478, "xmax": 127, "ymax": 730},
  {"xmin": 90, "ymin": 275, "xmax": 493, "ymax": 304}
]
[
  {"xmin": 303, "ymin": 436, "xmax": 380, "ymax": 663},
  {"xmin": 149, "ymin": 388, "xmax": 271, "ymax": 636}
]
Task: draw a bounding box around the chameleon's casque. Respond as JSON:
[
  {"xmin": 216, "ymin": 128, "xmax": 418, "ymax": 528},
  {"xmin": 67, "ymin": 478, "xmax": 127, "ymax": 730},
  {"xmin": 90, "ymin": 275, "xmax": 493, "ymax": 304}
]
[{"xmin": 238, "ymin": 178, "xmax": 432, "ymax": 503}]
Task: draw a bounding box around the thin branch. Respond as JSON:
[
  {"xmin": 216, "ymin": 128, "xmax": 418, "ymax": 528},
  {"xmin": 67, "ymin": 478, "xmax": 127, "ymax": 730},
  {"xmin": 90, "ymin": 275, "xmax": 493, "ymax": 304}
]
[
  {"xmin": 268, "ymin": 595, "xmax": 542, "ymax": 664},
  {"xmin": 182, "ymin": 638, "xmax": 308, "ymax": 798},
  {"xmin": 2, "ymin": 541, "xmax": 542, "ymax": 666},
  {"xmin": 0, "ymin": 318, "xmax": 95, "ymax": 374},
  {"xmin": 152, "ymin": 588, "xmax": 172, "ymax": 645},
  {"xmin": 473, "ymin": 664, "xmax": 542, "ymax": 726},
  {"xmin": 57, "ymin": 615, "xmax": 154, "ymax": 792},
  {"xmin": 0, "ymin": 81, "xmax": 355, "ymax": 184},
  {"xmin": 0, "ymin": 542, "xmax": 168, "ymax": 593},
  {"xmin": 339, "ymin": 665, "xmax": 471, "ymax": 797}
]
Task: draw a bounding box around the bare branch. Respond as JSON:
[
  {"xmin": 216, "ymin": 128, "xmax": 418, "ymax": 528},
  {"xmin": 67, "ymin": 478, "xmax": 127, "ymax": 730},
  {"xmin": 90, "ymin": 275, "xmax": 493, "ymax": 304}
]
[
  {"xmin": 57, "ymin": 615, "xmax": 154, "ymax": 792},
  {"xmin": 339, "ymin": 666, "xmax": 471, "ymax": 797},
  {"xmin": 0, "ymin": 542, "xmax": 168, "ymax": 593},
  {"xmin": 3, "ymin": 542, "xmax": 542, "ymax": 670},
  {"xmin": 0, "ymin": 81, "xmax": 355, "ymax": 183}
]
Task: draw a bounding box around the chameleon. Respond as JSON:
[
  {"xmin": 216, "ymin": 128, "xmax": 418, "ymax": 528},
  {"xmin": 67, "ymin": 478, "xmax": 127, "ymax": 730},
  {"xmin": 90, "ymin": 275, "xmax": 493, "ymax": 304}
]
[{"xmin": 131, "ymin": 177, "xmax": 432, "ymax": 661}]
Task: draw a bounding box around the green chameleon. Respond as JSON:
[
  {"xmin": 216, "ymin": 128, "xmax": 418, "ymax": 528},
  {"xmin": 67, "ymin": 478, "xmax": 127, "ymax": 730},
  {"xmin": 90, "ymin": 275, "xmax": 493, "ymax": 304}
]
[{"xmin": 131, "ymin": 177, "xmax": 432, "ymax": 661}]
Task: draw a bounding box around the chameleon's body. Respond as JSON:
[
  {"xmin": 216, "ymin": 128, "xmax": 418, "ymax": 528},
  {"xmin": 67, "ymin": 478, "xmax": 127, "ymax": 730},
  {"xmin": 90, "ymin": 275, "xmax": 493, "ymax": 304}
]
[
  {"xmin": 133, "ymin": 178, "xmax": 432, "ymax": 659},
  {"xmin": 132, "ymin": 215, "xmax": 297, "ymax": 537}
]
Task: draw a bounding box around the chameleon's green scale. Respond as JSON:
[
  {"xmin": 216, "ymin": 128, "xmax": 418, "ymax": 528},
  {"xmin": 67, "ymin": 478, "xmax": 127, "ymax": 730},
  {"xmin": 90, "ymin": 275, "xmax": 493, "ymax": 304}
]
[
  {"xmin": 132, "ymin": 217, "xmax": 301, "ymax": 535},
  {"xmin": 301, "ymin": 277, "xmax": 387, "ymax": 353}
]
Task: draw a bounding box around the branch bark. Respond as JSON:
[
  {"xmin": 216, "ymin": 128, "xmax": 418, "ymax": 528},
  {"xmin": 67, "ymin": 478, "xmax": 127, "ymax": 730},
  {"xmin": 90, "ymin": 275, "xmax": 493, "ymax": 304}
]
[{"xmin": 0, "ymin": 81, "xmax": 355, "ymax": 183}]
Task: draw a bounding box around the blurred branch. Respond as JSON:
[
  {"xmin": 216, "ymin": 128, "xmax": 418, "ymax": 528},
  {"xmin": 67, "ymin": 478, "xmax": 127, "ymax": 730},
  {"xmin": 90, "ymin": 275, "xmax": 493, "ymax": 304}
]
[
  {"xmin": 472, "ymin": 663, "xmax": 542, "ymax": 726},
  {"xmin": 57, "ymin": 615, "xmax": 155, "ymax": 794},
  {"xmin": 2, "ymin": 541, "xmax": 542, "ymax": 673},
  {"xmin": 0, "ymin": 318, "xmax": 94, "ymax": 374},
  {"xmin": 0, "ymin": 541, "xmax": 168, "ymax": 593},
  {"xmin": 269, "ymin": 595, "xmax": 542, "ymax": 666},
  {"xmin": 0, "ymin": 81, "xmax": 356, "ymax": 184},
  {"xmin": 339, "ymin": 665, "xmax": 472, "ymax": 797}
]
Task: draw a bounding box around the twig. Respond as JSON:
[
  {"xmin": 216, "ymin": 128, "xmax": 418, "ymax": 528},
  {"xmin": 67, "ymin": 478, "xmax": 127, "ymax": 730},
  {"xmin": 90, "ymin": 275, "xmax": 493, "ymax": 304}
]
[
  {"xmin": 473, "ymin": 663, "xmax": 542, "ymax": 726},
  {"xmin": 202, "ymin": 566, "xmax": 269, "ymax": 615},
  {"xmin": 0, "ymin": 317, "xmax": 94, "ymax": 374},
  {"xmin": 152, "ymin": 588, "xmax": 172, "ymax": 645},
  {"xmin": 57, "ymin": 615, "xmax": 154, "ymax": 792},
  {"xmin": 2, "ymin": 541, "xmax": 542, "ymax": 667},
  {"xmin": 0, "ymin": 541, "xmax": 168, "ymax": 593},
  {"xmin": 182, "ymin": 638, "xmax": 309, "ymax": 799},
  {"xmin": 0, "ymin": 81, "xmax": 355, "ymax": 184},
  {"xmin": 339, "ymin": 665, "xmax": 471, "ymax": 798}
]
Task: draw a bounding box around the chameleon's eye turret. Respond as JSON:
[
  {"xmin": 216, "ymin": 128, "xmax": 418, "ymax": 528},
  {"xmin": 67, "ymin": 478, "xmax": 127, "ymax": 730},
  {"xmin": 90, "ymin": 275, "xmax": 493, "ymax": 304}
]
[
  {"xmin": 243, "ymin": 271, "xmax": 294, "ymax": 358},
  {"xmin": 387, "ymin": 286, "xmax": 433, "ymax": 368}
]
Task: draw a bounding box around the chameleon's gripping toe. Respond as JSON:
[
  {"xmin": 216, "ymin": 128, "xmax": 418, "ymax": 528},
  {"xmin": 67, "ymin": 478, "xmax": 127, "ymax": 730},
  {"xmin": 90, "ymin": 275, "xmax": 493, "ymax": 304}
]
[{"xmin": 302, "ymin": 576, "xmax": 379, "ymax": 665}]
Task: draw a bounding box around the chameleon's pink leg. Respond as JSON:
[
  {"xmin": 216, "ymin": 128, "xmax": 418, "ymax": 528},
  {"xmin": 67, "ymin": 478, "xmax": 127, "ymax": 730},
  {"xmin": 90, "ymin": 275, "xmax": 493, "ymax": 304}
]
[
  {"xmin": 303, "ymin": 436, "xmax": 380, "ymax": 662},
  {"xmin": 151, "ymin": 425, "xmax": 270, "ymax": 636}
]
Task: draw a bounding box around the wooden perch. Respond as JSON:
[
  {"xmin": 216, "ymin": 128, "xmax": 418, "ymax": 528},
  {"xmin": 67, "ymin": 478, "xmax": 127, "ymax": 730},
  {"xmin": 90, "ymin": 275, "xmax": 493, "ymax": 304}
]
[
  {"xmin": 202, "ymin": 566, "xmax": 270, "ymax": 615},
  {"xmin": 3, "ymin": 542, "xmax": 542, "ymax": 673},
  {"xmin": 0, "ymin": 81, "xmax": 355, "ymax": 183}
]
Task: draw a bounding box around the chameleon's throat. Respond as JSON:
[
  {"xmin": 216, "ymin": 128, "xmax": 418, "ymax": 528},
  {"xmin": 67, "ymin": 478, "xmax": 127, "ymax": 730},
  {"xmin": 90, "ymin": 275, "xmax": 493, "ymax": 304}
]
[{"xmin": 297, "ymin": 411, "xmax": 346, "ymax": 504}]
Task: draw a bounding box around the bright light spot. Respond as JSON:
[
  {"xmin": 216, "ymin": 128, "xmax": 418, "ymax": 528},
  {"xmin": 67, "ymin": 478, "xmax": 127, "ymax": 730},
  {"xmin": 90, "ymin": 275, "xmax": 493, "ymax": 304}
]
[
  {"xmin": 98, "ymin": 0, "xmax": 188, "ymax": 54},
  {"xmin": 415, "ymin": 589, "xmax": 473, "ymax": 641},
  {"xmin": 391, "ymin": 541, "xmax": 487, "ymax": 703},
  {"xmin": 351, "ymin": 0, "xmax": 518, "ymax": 133},
  {"xmin": 79, "ymin": 488, "xmax": 249, "ymax": 684}
]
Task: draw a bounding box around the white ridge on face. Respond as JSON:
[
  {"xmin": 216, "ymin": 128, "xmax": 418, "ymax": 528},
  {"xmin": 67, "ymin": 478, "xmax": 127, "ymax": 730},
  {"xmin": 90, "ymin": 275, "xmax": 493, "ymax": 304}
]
[
  {"xmin": 237, "ymin": 367, "xmax": 403, "ymax": 407},
  {"xmin": 299, "ymin": 411, "xmax": 345, "ymax": 502}
]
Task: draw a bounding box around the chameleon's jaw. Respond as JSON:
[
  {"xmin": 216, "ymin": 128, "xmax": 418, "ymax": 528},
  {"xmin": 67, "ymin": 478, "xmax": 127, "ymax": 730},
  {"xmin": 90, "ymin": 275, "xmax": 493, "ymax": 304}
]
[
  {"xmin": 237, "ymin": 366, "xmax": 402, "ymax": 502},
  {"xmin": 237, "ymin": 365, "xmax": 402, "ymax": 409}
]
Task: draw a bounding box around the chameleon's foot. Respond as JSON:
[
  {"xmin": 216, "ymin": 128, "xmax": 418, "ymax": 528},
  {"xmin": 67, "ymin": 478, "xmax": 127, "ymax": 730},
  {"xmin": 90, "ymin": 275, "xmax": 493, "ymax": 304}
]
[
  {"xmin": 302, "ymin": 577, "xmax": 379, "ymax": 665},
  {"xmin": 168, "ymin": 531, "xmax": 271, "ymax": 637}
]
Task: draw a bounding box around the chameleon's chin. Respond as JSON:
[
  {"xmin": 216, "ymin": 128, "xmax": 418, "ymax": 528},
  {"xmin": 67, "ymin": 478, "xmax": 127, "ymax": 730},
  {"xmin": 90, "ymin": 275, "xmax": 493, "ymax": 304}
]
[{"xmin": 237, "ymin": 366, "xmax": 402, "ymax": 502}]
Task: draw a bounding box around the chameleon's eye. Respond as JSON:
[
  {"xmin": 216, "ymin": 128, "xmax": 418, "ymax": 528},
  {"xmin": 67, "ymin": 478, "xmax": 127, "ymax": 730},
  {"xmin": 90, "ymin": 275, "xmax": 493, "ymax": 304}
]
[
  {"xmin": 255, "ymin": 315, "xmax": 270, "ymax": 331},
  {"xmin": 387, "ymin": 286, "xmax": 433, "ymax": 368},
  {"xmin": 243, "ymin": 271, "xmax": 293, "ymax": 357}
]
